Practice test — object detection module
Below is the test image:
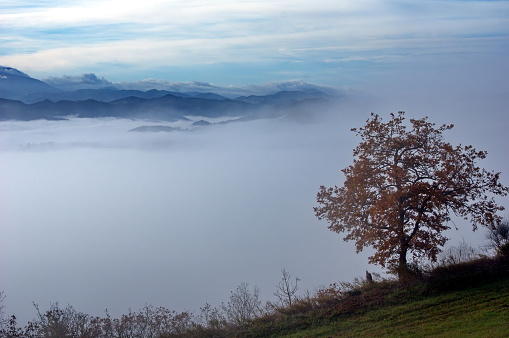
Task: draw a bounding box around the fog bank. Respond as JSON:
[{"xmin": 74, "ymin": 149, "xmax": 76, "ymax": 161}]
[{"xmin": 1, "ymin": 95, "xmax": 508, "ymax": 324}]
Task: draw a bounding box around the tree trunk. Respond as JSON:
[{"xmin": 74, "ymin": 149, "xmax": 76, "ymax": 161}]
[{"xmin": 397, "ymin": 242, "xmax": 410, "ymax": 280}]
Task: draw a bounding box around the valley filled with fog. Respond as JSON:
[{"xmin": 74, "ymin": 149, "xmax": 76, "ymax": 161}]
[
  {"xmin": 0, "ymin": 106, "xmax": 364, "ymax": 323},
  {"xmin": 1, "ymin": 91, "xmax": 508, "ymax": 324},
  {"xmin": 1, "ymin": 0, "xmax": 508, "ymax": 332}
]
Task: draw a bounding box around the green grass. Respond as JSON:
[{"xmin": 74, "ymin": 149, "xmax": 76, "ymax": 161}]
[
  {"xmin": 240, "ymin": 256, "xmax": 509, "ymax": 337},
  {"xmin": 284, "ymin": 278, "xmax": 509, "ymax": 337}
]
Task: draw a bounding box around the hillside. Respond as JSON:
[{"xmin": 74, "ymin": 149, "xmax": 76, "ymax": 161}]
[
  {"xmin": 236, "ymin": 255, "xmax": 509, "ymax": 337},
  {"xmin": 268, "ymin": 277, "xmax": 509, "ymax": 337}
]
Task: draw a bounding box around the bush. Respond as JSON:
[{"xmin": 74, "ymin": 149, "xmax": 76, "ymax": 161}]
[{"xmin": 486, "ymin": 220, "xmax": 509, "ymax": 256}]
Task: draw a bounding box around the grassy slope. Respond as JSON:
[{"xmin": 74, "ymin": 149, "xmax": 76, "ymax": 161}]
[
  {"xmin": 286, "ymin": 278, "xmax": 509, "ymax": 337},
  {"xmin": 239, "ymin": 256, "xmax": 509, "ymax": 338}
]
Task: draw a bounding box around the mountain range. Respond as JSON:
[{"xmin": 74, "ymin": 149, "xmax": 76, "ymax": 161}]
[{"xmin": 0, "ymin": 66, "xmax": 340, "ymax": 123}]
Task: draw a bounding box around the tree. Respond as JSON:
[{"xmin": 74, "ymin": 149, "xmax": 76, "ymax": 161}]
[
  {"xmin": 221, "ymin": 282, "xmax": 263, "ymax": 325},
  {"xmin": 273, "ymin": 269, "xmax": 300, "ymax": 307},
  {"xmin": 314, "ymin": 111, "xmax": 508, "ymax": 278},
  {"xmin": 0, "ymin": 291, "xmax": 5, "ymax": 329}
]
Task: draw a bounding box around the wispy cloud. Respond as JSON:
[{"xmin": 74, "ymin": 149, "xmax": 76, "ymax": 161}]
[
  {"xmin": 0, "ymin": 1, "xmax": 508, "ymax": 87},
  {"xmin": 43, "ymin": 73, "xmax": 113, "ymax": 90}
]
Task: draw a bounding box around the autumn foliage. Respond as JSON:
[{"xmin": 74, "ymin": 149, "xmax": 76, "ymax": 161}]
[{"xmin": 315, "ymin": 112, "xmax": 508, "ymax": 277}]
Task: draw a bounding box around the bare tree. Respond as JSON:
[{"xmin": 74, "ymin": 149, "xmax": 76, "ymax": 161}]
[
  {"xmin": 198, "ymin": 303, "xmax": 225, "ymax": 328},
  {"xmin": 0, "ymin": 291, "xmax": 6, "ymax": 329},
  {"xmin": 438, "ymin": 239, "xmax": 481, "ymax": 266},
  {"xmin": 221, "ymin": 282, "xmax": 263, "ymax": 325},
  {"xmin": 29, "ymin": 302, "xmax": 195, "ymax": 337},
  {"xmin": 273, "ymin": 269, "xmax": 300, "ymax": 307}
]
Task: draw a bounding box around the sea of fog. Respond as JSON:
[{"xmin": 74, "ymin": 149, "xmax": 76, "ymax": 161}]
[{"xmin": 1, "ymin": 98, "xmax": 508, "ymax": 324}]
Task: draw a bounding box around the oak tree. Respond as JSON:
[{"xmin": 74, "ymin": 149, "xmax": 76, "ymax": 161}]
[{"xmin": 314, "ymin": 112, "xmax": 508, "ymax": 277}]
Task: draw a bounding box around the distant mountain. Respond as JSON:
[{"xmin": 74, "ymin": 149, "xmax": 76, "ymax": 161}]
[
  {"xmin": 112, "ymin": 79, "xmax": 343, "ymax": 98},
  {"xmin": 25, "ymin": 88, "xmax": 230, "ymax": 104},
  {"xmin": 40, "ymin": 72, "xmax": 342, "ymax": 99},
  {"xmin": 0, "ymin": 66, "xmax": 340, "ymax": 122},
  {"xmin": 190, "ymin": 92, "xmax": 228, "ymax": 100},
  {"xmin": 129, "ymin": 126, "xmax": 183, "ymax": 132},
  {"xmin": 0, "ymin": 66, "xmax": 61, "ymax": 102},
  {"xmin": 0, "ymin": 98, "xmax": 65, "ymax": 121},
  {"xmin": 0, "ymin": 93, "xmax": 335, "ymax": 122},
  {"xmin": 0, "ymin": 67, "xmax": 236, "ymax": 103},
  {"xmin": 192, "ymin": 120, "xmax": 213, "ymax": 126},
  {"xmin": 27, "ymin": 88, "xmax": 191, "ymax": 104},
  {"xmin": 0, "ymin": 67, "xmax": 30, "ymax": 78},
  {"xmin": 235, "ymin": 90, "xmax": 330, "ymax": 105},
  {"xmin": 0, "ymin": 93, "xmax": 255, "ymax": 121}
]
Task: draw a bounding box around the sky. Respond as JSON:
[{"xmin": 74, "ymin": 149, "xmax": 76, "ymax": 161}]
[
  {"xmin": 1, "ymin": 0, "xmax": 509, "ymax": 326},
  {"xmin": 0, "ymin": 0, "xmax": 507, "ymax": 91}
]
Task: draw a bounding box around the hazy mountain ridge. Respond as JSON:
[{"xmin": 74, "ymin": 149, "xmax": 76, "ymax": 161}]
[
  {"xmin": 0, "ymin": 66, "xmax": 31, "ymax": 78},
  {"xmin": 43, "ymin": 73, "xmax": 342, "ymax": 98},
  {"xmin": 28, "ymin": 88, "xmax": 189, "ymax": 104},
  {"xmin": 235, "ymin": 90, "xmax": 330, "ymax": 105},
  {"xmin": 0, "ymin": 66, "xmax": 62, "ymax": 103},
  {"xmin": 0, "ymin": 66, "xmax": 340, "ymax": 122}
]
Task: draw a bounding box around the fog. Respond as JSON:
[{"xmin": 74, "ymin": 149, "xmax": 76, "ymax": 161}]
[{"xmin": 1, "ymin": 95, "xmax": 508, "ymax": 324}]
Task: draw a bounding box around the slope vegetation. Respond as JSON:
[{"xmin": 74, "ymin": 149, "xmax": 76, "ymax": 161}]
[{"xmin": 239, "ymin": 254, "xmax": 509, "ymax": 337}]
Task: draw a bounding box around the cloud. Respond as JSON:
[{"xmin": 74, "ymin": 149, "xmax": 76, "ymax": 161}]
[
  {"xmin": 0, "ymin": 1, "xmax": 356, "ymax": 30},
  {"xmin": 0, "ymin": 109, "xmax": 371, "ymax": 323},
  {"xmin": 113, "ymin": 78, "xmax": 343, "ymax": 97},
  {"xmin": 1, "ymin": 0, "xmax": 508, "ymax": 84},
  {"xmin": 43, "ymin": 73, "xmax": 113, "ymax": 90},
  {"xmin": 35, "ymin": 67, "xmax": 344, "ymax": 95}
]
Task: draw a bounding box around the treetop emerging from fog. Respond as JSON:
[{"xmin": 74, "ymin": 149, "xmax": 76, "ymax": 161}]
[{"xmin": 315, "ymin": 111, "xmax": 508, "ymax": 277}]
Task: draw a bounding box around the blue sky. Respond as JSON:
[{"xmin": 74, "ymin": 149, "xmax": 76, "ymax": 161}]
[{"xmin": 1, "ymin": 0, "xmax": 508, "ymax": 90}]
